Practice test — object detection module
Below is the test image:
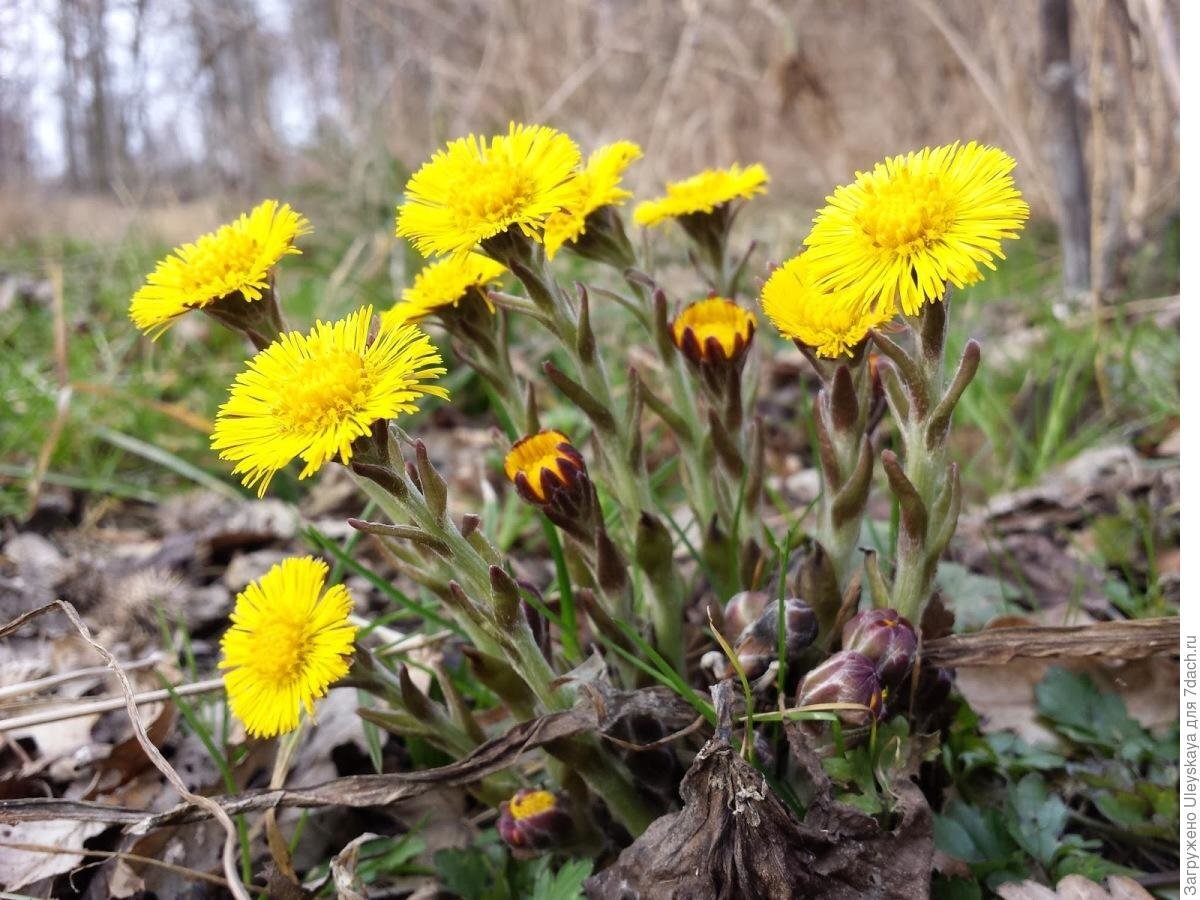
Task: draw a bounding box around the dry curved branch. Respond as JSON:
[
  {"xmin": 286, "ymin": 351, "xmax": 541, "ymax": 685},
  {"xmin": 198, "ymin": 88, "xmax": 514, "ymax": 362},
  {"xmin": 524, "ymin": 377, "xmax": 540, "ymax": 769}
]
[
  {"xmin": 921, "ymin": 617, "xmax": 1178, "ymax": 667},
  {"xmin": 0, "ymin": 683, "xmax": 695, "ymax": 831},
  {"xmin": 0, "ymin": 601, "xmax": 252, "ymax": 900}
]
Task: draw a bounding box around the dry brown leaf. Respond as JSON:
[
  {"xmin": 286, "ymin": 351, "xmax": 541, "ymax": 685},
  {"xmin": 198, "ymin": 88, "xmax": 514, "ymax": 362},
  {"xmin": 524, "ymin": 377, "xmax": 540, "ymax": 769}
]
[
  {"xmin": 0, "ymin": 818, "xmax": 107, "ymax": 890},
  {"xmin": 586, "ymin": 683, "xmax": 933, "ymax": 899},
  {"xmin": 0, "ymin": 686, "xmax": 697, "ymax": 829},
  {"xmin": 996, "ymin": 875, "xmax": 1154, "ymax": 900}
]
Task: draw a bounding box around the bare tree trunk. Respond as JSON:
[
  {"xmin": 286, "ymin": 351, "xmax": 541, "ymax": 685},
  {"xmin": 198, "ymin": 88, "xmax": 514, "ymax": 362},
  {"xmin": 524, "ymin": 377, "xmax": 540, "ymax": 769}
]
[
  {"xmin": 84, "ymin": 0, "xmax": 114, "ymax": 189},
  {"xmin": 57, "ymin": 0, "xmax": 82, "ymax": 189},
  {"xmin": 1037, "ymin": 0, "xmax": 1091, "ymax": 299}
]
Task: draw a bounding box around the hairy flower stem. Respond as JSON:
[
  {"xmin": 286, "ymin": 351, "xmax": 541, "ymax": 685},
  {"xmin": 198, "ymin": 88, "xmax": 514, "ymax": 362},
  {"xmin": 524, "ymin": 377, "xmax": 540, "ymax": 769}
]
[
  {"xmin": 506, "ymin": 246, "xmax": 652, "ymax": 532},
  {"xmin": 874, "ymin": 297, "xmax": 973, "ymax": 624},
  {"xmin": 625, "ymin": 276, "xmax": 719, "ymax": 528},
  {"xmin": 491, "ymin": 237, "xmax": 688, "ymax": 671},
  {"xmin": 354, "ymin": 469, "xmax": 562, "ymax": 713},
  {"xmin": 811, "ymin": 357, "xmax": 874, "ymax": 593}
]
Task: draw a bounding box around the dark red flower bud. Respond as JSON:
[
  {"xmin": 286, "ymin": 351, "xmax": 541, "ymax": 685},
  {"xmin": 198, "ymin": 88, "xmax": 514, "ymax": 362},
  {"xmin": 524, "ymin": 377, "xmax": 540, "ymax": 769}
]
[
  {"xmin": 504, "ymin": 430, "xmax": 598, "ymax": 539},
  {"xmin": 497, "ymin": 789, "xmax": 573, "ymax": 855},
  {"xmin": 841, "ymin": 608, "xmax": 917, "ymax": 687},
  {"xmin": 796, "ymin": 650, "xmax": 883, "ymax": 726},
  {"xmin": 671, "ymin": 297, "xmax": 756, "ymax": 368}
]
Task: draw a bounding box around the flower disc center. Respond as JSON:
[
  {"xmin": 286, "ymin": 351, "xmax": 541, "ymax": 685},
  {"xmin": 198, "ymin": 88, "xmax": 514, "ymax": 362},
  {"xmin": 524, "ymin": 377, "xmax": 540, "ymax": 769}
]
[
  {"xmin": 856, "ymin": 173, "xmax": 956, "ymax": 254},
  {"xmin": 276, "ymin": 348, "xmax": 369, "ymax": 434}
]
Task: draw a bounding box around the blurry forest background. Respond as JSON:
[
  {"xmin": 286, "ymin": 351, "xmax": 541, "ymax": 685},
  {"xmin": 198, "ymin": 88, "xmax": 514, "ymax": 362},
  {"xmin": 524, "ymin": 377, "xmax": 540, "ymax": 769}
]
[{"xmin": 0, "ymin": 0, "xmax": 1181, "ymax": 300}]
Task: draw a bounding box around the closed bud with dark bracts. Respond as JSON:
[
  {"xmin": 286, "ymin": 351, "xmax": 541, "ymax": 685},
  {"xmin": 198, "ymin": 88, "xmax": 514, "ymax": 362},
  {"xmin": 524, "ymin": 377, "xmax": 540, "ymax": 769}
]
[
  {"xmin": 734, "ymin": 597, "xmax": 819, "ymax": 679},
  {"xmin": 841, "ymin": 608, "xmax": 918, "ymax": 688},
  {"xmin": 503, "ymin": 430, "xmax": 598, "ymax": 540},
  {"xmin": 721, "ymin": 590, "xmax": 771, "ymax": 641},
  {"xmin": 796, "ymin": 650, "xmax": 883, "ymax": 726},
  {"xmin": 670, "ymin": 297, "xmax": 756, "ymax": 423},
  {"xmin": 497, "ymin": 789, "xmax": 574, "ymax": 855}
]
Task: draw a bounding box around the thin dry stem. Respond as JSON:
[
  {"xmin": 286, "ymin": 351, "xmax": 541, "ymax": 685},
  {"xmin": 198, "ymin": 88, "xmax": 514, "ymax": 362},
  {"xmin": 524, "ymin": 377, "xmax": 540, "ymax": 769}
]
[{"xmin": 0, "ymin": 601, "xmax": 251, "ymax": 900}]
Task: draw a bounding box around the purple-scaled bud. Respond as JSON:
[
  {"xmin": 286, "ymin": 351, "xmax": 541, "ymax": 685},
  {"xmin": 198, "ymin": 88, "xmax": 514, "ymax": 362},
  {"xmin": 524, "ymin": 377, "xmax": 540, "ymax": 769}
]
[
  {"xmin": 841, "ymin": 608, "xmax": 917, "ymax": 688},
  {"xmin": 722, "ymin": 590, "xmax": 770, "ymax": 640},
  {"xmin": 731, "ymin": 597, "xmax": 818, "ymax": 680},
  {"xmin": 497, "ymin": 789, "xmax": 573, "ymax": 855},
  {"xmin": 796, "ymin": 650, "xmax": 883, "ymax": 726}
]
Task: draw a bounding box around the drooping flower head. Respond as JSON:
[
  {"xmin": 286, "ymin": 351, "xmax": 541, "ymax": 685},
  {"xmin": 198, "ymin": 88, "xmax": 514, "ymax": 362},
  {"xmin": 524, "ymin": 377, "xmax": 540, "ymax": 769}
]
[
  {"xmin": 803, "ymin": 142, "xmax": 1029, "ymax": 316},
  {"xmin": 671, "ymin": 297, "xmax": 757, "ymax": 366},
  {"xmin": 396, "ymin": 123, "xmax": 581, "ymax": 259},
  {"xmin": 212, "ymin": 306, "xmax": 448, "ymax": 496},
  {"xmin": 220, "ymin": 556, "xmax": 356, "ymax": 738},
  {"xmin": 130, "ymin": 200, "xmax": 309, "ymax": 338},
  {"xmin": 633, "ymin": 163, "xmax": 769, "ymax": 228},
  {"xmin": 760, "ymin": 254, "xmax": 894, "ymax": 359},
  {"xmin": 381, "ymin": 253, "xmax": 507, "ymax": 328},
  {"xmin": 543, "ymin": 140, "xmax": 643, "ymax": 258}
]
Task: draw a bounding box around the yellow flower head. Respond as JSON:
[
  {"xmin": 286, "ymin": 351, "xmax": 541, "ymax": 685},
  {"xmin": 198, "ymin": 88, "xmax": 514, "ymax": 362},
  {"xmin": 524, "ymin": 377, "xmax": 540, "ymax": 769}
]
[
  {"xmin": 760, "ymin": 254, "xmax": 894, "ymax": 358},
  {"xmin": 543, "ymin": 140, "xmax": 643, "ymax": 258},
  {"xmin": 396, "ymin": 123, "xmax": 581, "ymax": 259},
  {"xmin": 130, "ymin": 200, "xmax": 310, "ymax": 338},
  {"xmin": 503, "ymin": 430, "xmax": 586, "ymax": 504},
  {"xmin": 634, "ymin": 163, "xmax": 769, "ymax": 228},
  {"xmin": 212, "ymin": 306, "xmax": 449, "ymax": 496},
  {"xmin": 803, "ymin": 142, "xmax": 1029, "ymax": 316},
  {"xmin": 382, "ymin": 253, "xmax": 507, "ymax": 327},
  {"xmin": 220, "ymin": 556, "xmax": 356, "ymax": 738},
  {"xmin": 671, "ymin": 297, "xmax": 756, "ymax": 365}
]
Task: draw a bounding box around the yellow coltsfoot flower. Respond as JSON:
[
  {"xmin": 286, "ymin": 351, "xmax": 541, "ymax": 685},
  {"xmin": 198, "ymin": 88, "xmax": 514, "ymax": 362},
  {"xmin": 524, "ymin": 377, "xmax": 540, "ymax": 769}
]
[
  {"xmin": 220, "ymin": 556, "xmax": 357, "ymax": 738},
  {"xmin": 130, "ymin": 199, "xmax": 309, "ymax": 338},
  {"xmin": 543, "ymin": 140, "xmax": 642, "ymax": 259},
  {"xmin": 802, "ymin": 142, "xmax": 1029, "ymax": 316},
  {"xmin": 211, "ymin": 306, "xmax": 448, "ymax": 496},
  {"xmin": 760, "ymin": 254, "xmax": 894, "ymax": 359},
  {"xmin": 382, "ymin": 253, "xmax": 507, "ymax": 327},
  {"xmin": 396, "ymin": 123, "xmax": 581, "ymax": 260},
  {"xmin": 671, "ymin": 296, "xmax": 757, "ymax": 367},
  {"xmin": 633, "ymin": 163, "xmax": 768, "ymax": 228}
]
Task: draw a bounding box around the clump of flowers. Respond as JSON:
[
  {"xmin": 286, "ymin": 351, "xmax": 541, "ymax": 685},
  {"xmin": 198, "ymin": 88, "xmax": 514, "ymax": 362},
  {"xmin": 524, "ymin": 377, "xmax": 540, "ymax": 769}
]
[{"xmin": 130, "ymin": 125, "xmax": 1028, "ymax": 887}]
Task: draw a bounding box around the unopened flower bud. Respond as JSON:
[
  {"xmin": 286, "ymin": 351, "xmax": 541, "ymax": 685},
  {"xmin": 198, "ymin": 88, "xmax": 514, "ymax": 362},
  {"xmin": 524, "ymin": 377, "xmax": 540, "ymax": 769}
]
[
  {"xmin": 721, "ymin": 590, "xmax": 770, "ymax": 640},
  {"xmin": 734, "ymin": 598, "xmax": 819, "ymax": 679},
  {"xmin": 841, "ymin": 608, "xmax": 917, "ymax": 687},
  {"xmin": 503, "ymin": 430, "xmax": 597, "ymax": 539},
  {"xmin": 497, "ymin": 789, "xmax": 573, "ymax": 854},
  {"xmin": 796, "ymin": 650, "xmax": 883, "ymax": 726},
  {"xmin": 671, "ymin": 297, "xmax": 756, "ymax": 369}
]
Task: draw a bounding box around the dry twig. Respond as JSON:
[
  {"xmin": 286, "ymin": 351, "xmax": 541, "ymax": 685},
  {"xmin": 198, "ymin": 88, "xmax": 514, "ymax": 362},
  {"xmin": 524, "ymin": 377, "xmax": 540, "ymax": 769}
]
[
  {"xmin": 0, "ymin": 601, "xmax": 252, "ymax": 900},
  {"xmin": 922, "ymin": 617, "xmax": 1178, "ymax": 667}
]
